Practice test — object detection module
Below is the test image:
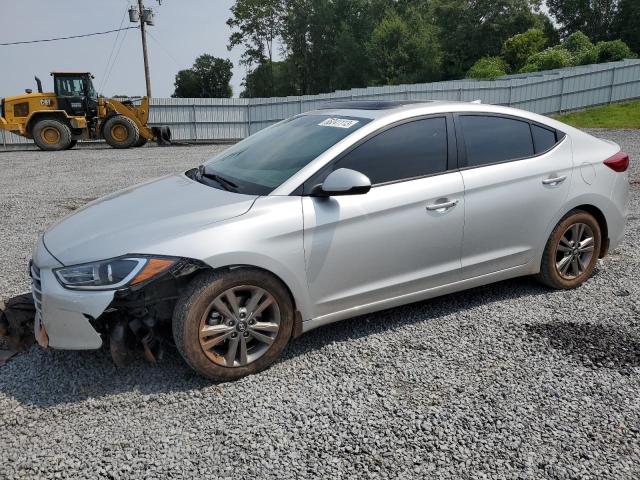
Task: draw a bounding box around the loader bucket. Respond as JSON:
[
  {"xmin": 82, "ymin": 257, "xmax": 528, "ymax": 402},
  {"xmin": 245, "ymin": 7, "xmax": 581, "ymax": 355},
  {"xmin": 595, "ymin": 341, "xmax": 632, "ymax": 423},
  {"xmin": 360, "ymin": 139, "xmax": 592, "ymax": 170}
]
[
  {"xmin": 0, "ymin": 293, "xmax": 36, "ymax": 354},
  {"xmin": 152, "ymin": 126, "xmax": 172, "ymax": 146}
]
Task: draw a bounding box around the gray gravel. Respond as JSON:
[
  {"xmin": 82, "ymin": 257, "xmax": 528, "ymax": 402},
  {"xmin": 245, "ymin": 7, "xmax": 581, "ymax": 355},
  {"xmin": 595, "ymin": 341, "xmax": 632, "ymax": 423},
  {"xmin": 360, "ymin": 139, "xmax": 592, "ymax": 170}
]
[{"xmin": 1, "ymin": 131, "xmax": 639, "ymax": 479}]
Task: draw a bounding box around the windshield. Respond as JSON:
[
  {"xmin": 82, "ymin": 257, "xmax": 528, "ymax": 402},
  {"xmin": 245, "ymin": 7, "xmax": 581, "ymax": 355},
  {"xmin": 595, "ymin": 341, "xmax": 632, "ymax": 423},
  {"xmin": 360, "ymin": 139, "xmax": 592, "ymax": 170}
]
[{"xmin": 202, "ymin": 114, "xmax": 370, "ymax": 195}]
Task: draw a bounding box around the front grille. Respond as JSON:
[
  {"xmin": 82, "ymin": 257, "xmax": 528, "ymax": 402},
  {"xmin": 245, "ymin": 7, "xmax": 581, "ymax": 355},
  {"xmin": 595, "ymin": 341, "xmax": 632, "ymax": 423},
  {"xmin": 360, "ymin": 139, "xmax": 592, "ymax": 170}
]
[{"xmin": 31, "ymin": 263, "xmax": 43, "ymax": 320}]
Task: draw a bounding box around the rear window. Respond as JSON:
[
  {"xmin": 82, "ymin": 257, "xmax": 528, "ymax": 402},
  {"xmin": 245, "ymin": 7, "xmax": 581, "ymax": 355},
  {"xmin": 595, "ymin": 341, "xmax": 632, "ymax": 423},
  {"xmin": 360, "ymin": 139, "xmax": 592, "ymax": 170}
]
[
  {"xmin": 531, "ymin": 124, "xmax": 558, "ymax": 153},
  {"xmin": 461, "ymin": 115, "xmax": 534, "ymax": 167}
]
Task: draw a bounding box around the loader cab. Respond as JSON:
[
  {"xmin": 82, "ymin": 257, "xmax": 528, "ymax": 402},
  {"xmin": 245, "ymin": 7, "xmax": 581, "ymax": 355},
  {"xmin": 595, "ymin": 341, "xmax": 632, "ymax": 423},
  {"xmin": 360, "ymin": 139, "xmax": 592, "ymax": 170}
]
[{"xmin": 52, "ymin": 72, "xmax": 98, "ymax": 119}]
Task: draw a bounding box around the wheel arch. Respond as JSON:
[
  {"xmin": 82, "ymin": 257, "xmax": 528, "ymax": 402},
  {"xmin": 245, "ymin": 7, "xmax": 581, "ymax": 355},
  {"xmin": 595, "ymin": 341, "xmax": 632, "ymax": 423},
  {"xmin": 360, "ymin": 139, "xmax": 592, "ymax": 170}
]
[
  {"xmin": 26, "ymin": 111, "xmax": 71, "ymax": 136},
  {"xmin": 195, "ymin": 262, "xmax": 307, "ymax": 338},
  {"xmin": 571, "ymin": 204, "xmax": 609, "ymax": 258}
]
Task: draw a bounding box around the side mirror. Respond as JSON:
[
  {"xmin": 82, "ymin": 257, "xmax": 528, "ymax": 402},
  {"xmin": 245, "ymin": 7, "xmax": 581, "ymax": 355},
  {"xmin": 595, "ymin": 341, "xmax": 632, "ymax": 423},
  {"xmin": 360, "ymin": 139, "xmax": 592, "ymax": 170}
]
[{"xmin": 311, "ymin": 168, "xmax": 372, "ymax": 197}]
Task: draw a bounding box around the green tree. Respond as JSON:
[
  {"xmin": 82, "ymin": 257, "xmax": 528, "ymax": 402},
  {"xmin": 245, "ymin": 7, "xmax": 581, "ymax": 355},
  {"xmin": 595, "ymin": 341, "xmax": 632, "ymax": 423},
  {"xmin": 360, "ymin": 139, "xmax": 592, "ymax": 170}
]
[
  {"xmin": 546, "ymin": 0, "xmax": 621, "ymax": 41},
  {"xmin": 595, "ymin": 39, "xmax": 636, "ymax": 62},
  {"xmin": 241, "ymin": 60, "xmax": 298, "ymax": 97},
  {"xmin": 227, "ymin": 0, "xmax": 284, "ymax": 96},
  {"xmin": 433, "ymin": 0, "xmax": 545, "ymax": 79},
  {"xmin": 367, "ymin": 8, "xmax": 442, "ymax": 85},
  {"xmin": 615, "ymin": 0, "xmax": 640, "ymax": 54},
  {"xmin": 501, "ymin": 28, "xmax": 547, "ymax": 71},
  {"xmin": 466, "ymin": 56, "xmax": 509, "ymax": 79},
  {"xmin": 520, "ymin": 47, "xmax": 573, "ymax": 72},
  {"xmin": 172, "ymin": 55, "xmax": 233, "ymax": 98},
  {"xmin": 562, "ymin": 31, "xmax": 597, "ymax": 65}
]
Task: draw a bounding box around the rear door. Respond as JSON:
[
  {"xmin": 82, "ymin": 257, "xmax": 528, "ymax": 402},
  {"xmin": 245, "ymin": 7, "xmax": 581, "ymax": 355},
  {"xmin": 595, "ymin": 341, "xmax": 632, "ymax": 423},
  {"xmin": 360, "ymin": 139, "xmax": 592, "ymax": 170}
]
[
  {"xmin": 456, "ymin": 114, "xmax": 572, "ymax": 278},
  {"xmin": 302, "ymin": 116, "xmax": 465, "ymax": 319}
]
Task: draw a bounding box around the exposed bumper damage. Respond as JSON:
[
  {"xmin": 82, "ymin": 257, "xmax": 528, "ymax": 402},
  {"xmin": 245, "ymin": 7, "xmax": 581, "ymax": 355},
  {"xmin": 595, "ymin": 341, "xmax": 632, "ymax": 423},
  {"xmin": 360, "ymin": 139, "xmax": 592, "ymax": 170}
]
[{"xmin": 0, "ymin": 257, "xmax": 208, "ymax": 367}]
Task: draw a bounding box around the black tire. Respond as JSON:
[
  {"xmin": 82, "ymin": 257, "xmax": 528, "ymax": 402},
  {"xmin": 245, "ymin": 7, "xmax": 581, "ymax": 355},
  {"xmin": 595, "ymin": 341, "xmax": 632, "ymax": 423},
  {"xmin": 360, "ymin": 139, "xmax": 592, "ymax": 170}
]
[
  {"xmin": 66, "ymin": 139, "xmax": 78, "ymax": 150},
  {"xmin": 134, "ymin": 136, "xmax": 148, "ymax": 148},
  {"xmin": 537, "ymin": 210, "xmax": 601, "ymax": 290},
  {"xmin": 32, "ymin": 119, "xmax": 72, "ymax": 151},
  {"xmin": 172, "ymin": 269, "xmax": 294, "ymax": 381},
  {"xmin": 103, "ymin": 115, "xmax": 140, "ymax": 149}
]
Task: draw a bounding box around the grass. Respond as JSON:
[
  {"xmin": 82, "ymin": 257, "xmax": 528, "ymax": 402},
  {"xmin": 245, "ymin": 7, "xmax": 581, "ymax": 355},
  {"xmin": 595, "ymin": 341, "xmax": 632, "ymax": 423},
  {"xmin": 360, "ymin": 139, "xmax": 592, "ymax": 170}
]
[{"xmin": 553, "ymin": 101, "xmax": 640, "ymax": 129}]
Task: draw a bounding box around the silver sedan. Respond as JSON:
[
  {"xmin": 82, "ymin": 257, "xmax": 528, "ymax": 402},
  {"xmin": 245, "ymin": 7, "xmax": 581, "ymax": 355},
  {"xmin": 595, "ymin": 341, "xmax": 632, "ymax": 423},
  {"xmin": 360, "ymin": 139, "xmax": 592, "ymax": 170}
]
[{"xmin": 31, "ymin": 101, "xmax": 630, "ymax": 379}]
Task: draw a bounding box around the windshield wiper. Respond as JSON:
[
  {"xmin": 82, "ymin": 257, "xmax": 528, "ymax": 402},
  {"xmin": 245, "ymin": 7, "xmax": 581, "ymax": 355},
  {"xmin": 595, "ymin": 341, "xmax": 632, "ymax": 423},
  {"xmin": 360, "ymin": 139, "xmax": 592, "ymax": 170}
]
[{"xmin": 197, "ymin": 166, "xmax": 239, "ymax": 192}]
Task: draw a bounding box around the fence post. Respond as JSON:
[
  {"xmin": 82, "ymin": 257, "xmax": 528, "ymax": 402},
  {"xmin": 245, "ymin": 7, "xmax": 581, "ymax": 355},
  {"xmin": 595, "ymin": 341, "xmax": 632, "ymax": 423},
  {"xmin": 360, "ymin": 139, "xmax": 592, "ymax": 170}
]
[
  {"xmin": 458, "ymin": 88, "xmax": 462, "ymax": 101},
  {"xmin": 1, "ymin": 129, "xmax": 5, "ymax": 150},
  {"xmin": 191, "ymin": 104, "xmax": 198, "ymax": 141},
  {"xmin": 508, "ymin": 83, "xmax": 513, "ymax": 106},
  {"xmin": 608, "ymin": 66, "xmax": 617, "ymax": 104},
  {"xmin": 247, "ymin": 101, "xmax": 252, "ymax": 137},
  {"xmin": 558, "ymin": 77, "xmax": 565, "ymax": 113}
]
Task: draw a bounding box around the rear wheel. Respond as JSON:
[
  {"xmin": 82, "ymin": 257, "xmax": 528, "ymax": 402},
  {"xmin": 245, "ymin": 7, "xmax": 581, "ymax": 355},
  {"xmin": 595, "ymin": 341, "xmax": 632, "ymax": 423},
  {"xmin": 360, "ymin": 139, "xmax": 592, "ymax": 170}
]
[
  {"xmin": 537, "ymin": 210, "xmax": 601, "ymax": 289},
  {"xmin": 173, "ymin": 269, "xmax": 294, "ymax": 381},
  {"xmin": 32, "ymin": 119, "xmax": 72, "ymax": 151},
  {"xmin": 103, "ymin": 115, "xmax": 140, "ymax": 149}
]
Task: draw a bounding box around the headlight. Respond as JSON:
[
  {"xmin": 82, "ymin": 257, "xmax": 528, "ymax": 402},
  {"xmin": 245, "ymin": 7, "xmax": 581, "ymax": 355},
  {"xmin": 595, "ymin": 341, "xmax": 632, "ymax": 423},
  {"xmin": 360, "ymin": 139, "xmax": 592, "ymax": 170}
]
[{"xmin": 54, "ymin": 256, "xmax": 176, "ymax": 290}]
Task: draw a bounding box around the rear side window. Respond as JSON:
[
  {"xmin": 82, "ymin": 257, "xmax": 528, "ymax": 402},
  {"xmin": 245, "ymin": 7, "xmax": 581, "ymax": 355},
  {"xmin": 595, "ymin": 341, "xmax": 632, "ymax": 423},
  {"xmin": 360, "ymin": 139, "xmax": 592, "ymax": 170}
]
[
  {"xmin": 460, "ymin": 115, "xmax": 534, "ymax": 167},
  {"xmin": 336, "ymin": 117, "xmax": 448, "ymax": 184},
  {"xmin": 531, "ymin": 124, "xmax": 558, "ymax": 153}
]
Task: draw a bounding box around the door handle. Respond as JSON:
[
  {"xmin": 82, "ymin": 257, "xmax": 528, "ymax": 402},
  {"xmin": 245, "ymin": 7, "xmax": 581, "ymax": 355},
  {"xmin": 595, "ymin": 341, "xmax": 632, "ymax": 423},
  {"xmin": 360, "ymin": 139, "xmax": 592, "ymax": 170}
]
[
  {"xmin": 542, "ymin": 175, "xmax": 567, "ymax": 186},
  {"xmin": 426, "ymin": 199, "xmax": 459, "ymax": 211}
]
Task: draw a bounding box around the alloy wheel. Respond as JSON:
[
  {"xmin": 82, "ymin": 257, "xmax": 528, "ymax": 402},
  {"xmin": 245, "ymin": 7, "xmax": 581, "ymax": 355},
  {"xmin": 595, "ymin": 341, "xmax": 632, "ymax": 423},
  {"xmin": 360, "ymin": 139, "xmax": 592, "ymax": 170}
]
[
  {"xmin": 554, "ymin": 222, "xmax": 595, "ymax": 279},
  {"xmin": 198, "ymin": 285, "xmax": 280, "ymax": 367}
]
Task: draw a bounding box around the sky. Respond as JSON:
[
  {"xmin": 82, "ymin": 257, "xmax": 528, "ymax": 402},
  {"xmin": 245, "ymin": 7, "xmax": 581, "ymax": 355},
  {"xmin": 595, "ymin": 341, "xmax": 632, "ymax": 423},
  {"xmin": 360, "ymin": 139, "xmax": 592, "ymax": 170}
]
[{"xmin": 0, "ymin": 0, "xmax": 253, "ymax": 98}]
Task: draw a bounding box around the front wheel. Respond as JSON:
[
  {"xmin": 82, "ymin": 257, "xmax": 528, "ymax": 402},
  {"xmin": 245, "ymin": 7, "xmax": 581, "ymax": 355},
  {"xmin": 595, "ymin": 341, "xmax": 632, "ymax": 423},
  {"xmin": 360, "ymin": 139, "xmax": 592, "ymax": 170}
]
[
  {"xmin": 103, "ymin": 115, "xmax": 140, "ymax": 149},
  {"xmin": 537, "ymin": 210, "xmax": 601, "ymax": 289},
  {"xmin": 172, "ymin": 269, "xmax": 294, "ymax": 381}
]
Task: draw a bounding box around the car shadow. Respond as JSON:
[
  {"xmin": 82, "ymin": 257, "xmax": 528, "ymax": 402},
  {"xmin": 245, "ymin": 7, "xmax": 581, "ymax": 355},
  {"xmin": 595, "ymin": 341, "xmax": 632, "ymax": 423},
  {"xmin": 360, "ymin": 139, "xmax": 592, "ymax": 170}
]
[
  {"xmin": 0, "ymin": 275, "xmax": 590, "ymax": 407},
  {"xmin": 525, "ymin": 322, "xmax": 640, "ymax": 373}
]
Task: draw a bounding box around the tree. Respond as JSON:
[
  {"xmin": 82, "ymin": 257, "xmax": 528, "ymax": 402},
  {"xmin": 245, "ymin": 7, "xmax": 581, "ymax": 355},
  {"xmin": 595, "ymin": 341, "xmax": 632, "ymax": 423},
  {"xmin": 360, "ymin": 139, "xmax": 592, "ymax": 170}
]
[
  {"xmin": 595, "ymin": 39, "xmax": 636, "ymax": 62},
  {"xmin": 562, "ymin": 31, "xmax": 597, "ymax": 65},
  {"xmin": 433, "ymin": 0, "xmax": 545, "ymax": 79},
  {"xmin": 227, "ymin": 0, "xmax": 284, "ymax": 96},
  {"xmin": 241, "ymin": 61, "xmax": 298, "ymax": 97},
  {"xmin": 367, "ymin": 9, "xmax": 442, "ymax": 85},
  {"xmin": 546, "ymin": 0, "xmax": 620, "ymax": 41},
  {"xmin": 466, "ymin": 57, "xmax": 508, "ymax": 79},
  {"xmin": 501, "ymin": 28, "xmax": 547, "ymax": 71},
  {"xmin": 172, "ymin": 55, "xmax": 233, "ymax": 98},
  {"xmin": 520, "ymin": 47, "xmax": 573, "ymax": 72},
  {"xmin": 615, "ymin": 0, "xmax": 640, "ymax": 54}
]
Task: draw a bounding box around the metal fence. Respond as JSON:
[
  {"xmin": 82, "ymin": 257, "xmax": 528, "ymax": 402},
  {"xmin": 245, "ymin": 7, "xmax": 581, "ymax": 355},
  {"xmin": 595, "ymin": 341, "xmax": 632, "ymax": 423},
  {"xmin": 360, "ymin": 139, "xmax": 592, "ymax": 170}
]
[{"xmin": 3, "ymin": 59, "xmax": 640, "ymax": 148}]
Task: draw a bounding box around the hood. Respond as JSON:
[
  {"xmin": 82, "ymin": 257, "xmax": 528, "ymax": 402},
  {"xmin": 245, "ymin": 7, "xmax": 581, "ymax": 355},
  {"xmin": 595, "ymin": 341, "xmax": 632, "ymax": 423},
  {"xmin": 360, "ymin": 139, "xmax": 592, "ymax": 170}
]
[{"xmin": 44, "ymin": 173, "xmax": 258, "ymax": 265}]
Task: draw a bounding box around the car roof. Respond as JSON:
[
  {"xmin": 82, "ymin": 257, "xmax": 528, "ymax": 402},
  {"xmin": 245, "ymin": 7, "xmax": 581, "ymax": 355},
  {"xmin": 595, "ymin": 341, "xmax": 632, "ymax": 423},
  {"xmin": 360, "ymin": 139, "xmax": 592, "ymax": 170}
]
[{"xmin": 308, "ymin": 99, "xmax": 573, "ymax": 133}]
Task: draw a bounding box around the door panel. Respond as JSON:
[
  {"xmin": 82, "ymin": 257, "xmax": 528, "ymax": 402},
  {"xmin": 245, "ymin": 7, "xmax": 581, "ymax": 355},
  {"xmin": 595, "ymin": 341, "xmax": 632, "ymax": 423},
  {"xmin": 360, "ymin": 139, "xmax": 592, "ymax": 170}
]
[
  {"xmin": 460, "ymin": 138, "xmax": 573, "ymax": 278},
  {"xmin": 303, "ymin": 172, "xmax": 465, "ymax": 318}
]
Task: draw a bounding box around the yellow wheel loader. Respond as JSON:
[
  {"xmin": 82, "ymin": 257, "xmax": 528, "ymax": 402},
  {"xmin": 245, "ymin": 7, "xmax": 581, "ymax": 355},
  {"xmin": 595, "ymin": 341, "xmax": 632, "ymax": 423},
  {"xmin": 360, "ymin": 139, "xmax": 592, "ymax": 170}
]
[{"xmin": 0, "ymin": 72, "xmax": 171, "ymax": 151}]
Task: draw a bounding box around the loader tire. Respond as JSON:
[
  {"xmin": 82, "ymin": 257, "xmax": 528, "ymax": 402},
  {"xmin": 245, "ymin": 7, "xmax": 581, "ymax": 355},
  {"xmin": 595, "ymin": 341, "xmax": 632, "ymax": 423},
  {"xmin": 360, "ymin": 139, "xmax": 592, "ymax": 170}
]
[
  {"xmin": 32, "ymin": 119, "xmax": 72, "ymax": 151},
  {"xmin": 103, "ymin": 115, "xmax": 140, "ymax": 149},
  {"xmin": 66, "ymin": 140, "xmax": 78, "ymax": 150}
]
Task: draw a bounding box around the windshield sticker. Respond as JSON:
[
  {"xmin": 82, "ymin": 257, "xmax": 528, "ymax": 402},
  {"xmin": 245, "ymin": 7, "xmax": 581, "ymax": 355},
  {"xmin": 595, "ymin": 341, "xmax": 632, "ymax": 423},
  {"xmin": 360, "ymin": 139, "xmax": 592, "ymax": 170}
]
[{"xmin": 318, "ymin": 118, "xmax": 360, "ymax": 129}]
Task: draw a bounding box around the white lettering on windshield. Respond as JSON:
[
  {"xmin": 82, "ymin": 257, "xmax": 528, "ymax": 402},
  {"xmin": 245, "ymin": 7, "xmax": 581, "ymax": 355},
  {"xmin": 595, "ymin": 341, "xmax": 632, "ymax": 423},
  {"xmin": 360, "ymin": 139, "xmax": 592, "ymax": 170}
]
[{"xmin": 318, "ymin": 118, "xmax": 360, "ymax": 129}]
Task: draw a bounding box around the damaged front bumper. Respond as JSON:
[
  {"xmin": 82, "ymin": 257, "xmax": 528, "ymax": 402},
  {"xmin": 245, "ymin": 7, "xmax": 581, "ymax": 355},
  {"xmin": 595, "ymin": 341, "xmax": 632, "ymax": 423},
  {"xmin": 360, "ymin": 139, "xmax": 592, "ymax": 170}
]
[{"xmin": 31, "ymin": 237, "xmax": 113, "ymax": 350}]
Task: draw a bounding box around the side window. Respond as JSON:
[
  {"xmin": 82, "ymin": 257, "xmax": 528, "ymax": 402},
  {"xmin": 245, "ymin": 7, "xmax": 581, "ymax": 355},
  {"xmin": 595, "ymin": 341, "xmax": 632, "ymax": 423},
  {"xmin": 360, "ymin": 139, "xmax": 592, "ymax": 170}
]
[
  {"xmin": 531, "ymin": 124, "xmax": 558, "ymax": 154},
  {"xmin": 460, "ymin": 115, "xmax": 534, "ymax": 167},
  {"xmin": 335, "ymin": 117, "xmax": 448, "ymax": 184}
]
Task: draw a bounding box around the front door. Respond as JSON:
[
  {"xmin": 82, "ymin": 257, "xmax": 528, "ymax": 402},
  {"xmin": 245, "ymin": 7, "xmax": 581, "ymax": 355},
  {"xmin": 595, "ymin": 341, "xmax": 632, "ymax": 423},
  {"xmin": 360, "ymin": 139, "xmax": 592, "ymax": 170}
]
[{"xmin": 302, "ymin": 116, "xmax": 465, "ymax": 319}]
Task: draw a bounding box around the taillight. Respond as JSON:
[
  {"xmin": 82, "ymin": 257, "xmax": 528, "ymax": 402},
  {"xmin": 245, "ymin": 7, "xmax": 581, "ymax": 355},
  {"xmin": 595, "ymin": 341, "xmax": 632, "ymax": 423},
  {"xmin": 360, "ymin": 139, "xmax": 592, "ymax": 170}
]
[{"xmin": 603, "ymin": 151, "xmax": 629, "ymax": 172}]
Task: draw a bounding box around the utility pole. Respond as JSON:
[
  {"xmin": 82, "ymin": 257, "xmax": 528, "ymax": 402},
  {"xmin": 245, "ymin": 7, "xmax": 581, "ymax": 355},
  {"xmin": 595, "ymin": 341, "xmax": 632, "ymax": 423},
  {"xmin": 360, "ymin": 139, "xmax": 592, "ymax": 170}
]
[
  {"xmin": 129, "ymin": 1, "xmax": 159, "ymax": 98},
  {"xmin": 139, "ymin": 0, "xmax": 152, "ymax": 97}
]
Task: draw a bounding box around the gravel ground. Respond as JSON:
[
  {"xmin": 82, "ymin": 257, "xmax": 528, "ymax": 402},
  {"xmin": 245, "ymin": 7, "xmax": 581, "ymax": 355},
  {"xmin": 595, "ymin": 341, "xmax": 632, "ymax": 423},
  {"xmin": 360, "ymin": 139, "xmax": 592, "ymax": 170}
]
[{"xmin": 1, "ymin": 130, "xmax": 639, "ymax": 479}]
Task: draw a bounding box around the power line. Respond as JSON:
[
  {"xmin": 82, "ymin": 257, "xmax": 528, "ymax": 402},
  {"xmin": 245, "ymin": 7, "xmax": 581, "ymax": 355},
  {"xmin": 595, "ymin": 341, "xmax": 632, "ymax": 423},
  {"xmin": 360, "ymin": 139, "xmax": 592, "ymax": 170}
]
[
  {"xmin": 100, "ymin": 7, "xmax": 130, "ymax": 93},
  {"xmin": 102, "ymin": 26, "xmax": 132, "ymax": 94},
  {"xmin": 0, "ymin": 27, "xmax": 138, "ymax": 46},
  {"xmin": 146, "ymin": 30, "xmax": 181, "ymax": 67}
]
